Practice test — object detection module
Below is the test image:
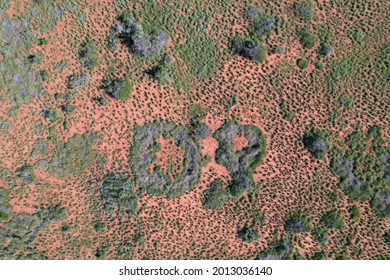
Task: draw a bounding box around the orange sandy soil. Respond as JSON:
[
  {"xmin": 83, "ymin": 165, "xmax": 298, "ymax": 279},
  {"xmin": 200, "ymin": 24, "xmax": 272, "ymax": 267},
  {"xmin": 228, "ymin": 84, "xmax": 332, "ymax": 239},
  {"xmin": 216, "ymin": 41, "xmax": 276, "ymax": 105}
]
[{"xmin": 0, "ymin": 0, "xmax": 388, "ymax": 259}]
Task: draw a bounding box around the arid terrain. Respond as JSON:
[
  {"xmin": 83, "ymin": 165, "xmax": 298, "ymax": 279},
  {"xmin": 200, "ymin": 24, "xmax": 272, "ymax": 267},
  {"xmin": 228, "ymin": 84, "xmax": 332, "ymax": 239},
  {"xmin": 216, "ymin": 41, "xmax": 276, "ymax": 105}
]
[{"xmin": 0, "ymin": 0, "xmax": 389, "ymax": 260}]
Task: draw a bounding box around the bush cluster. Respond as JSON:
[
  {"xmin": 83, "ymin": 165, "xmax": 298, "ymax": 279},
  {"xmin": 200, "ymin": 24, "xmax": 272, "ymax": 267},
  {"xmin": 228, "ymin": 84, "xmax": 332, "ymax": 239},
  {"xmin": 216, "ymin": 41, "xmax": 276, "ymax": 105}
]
[
  {"xmin": 105, "ymin": 78, "xmax": 134, "ymax": 102},
  {"xmin": 214, "ymin": 121, "xmax": 267, "ymax": 197},
  {"xmin": 299, "ymin": 27, "xmax": 318, "ymax": 49},
  {"xmin": 101, "ymin": 173, "xmax": 137, "ymax": 215},
  {"xmin": 203, "ymin": 180, "xmax": 230, "ymax": 210},
  {"xmin": 131, "ymin": 122, "xmax": 202, "ymax": 199},
  {"xmin": 117, "ymin": 16, "xmax": 169, "ymax": 57},
  {"xmin": 284, "ymin": 212, "xmax": 313, "ymax": 233},
  {"xmin": 232, "ymin": 37, "xmax": 268, "ymax": 63},
  {"xmin": 80, "ymin": 39, "xmax": 99, "ymax": 70},
  {"xmin": 294, "ymin": 1, "xmax": 315, "ymax": 23},
  {"xmin": 303, "ymin": 130, "xmax": 329, "ymax": 160},
  {"xmin": 238, "ymin": 226, "xmax": 259, "ymax": 243},
  {"xmin": 320, "ymin": 210, "xmax": 346, "ymax": 230}
]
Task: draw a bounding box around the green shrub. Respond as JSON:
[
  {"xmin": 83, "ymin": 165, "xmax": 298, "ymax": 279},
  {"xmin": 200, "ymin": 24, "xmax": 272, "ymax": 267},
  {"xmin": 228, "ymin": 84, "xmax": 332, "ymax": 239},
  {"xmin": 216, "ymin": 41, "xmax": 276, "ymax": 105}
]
[
  {"xmin": 258, "ymin": 239, "xmax": 294, "ymax": 260},
  {"xmin": 238, "ymin": 226, "xmax": 259, "ymax": 243},
  {"xmin": 294, "ymin": 1, "xmax": 315, "ymax": 23},
  {"xmin": 0, "ymin": 212, "xmax": 8, "ymax": 222},
  {"xmin": 246, "ymin": 6, "xmax": 276, "ymax": 39},
  {"xmin": 383, "ymin": 232, "xmax": 390, "ymax": 245},
  {"xmin": 17, "ymin": 165, "xmax": 36, "ymax": 184},
  {"xmin": 80, "ymin": 39, "xmax": 99, "ymax": 70},
  {"xmin": 299, "ymin": 27, "xmax": 318, "ymax": 49},
  {"xmin": 232, "ymin": 37, "xmax": 268, "ymax": 63},
  {"xmin": 43, "ymin": 108, "xmax": 60, "ymax": 122},
  {"xmin": 314, "ymin": 61, "xmax": 324, "ymax": 70},
  {"xmin": 320, "ymin": 210, "xmax": 346, "ymax": 230},
  {"xmin": 349, "ymin": 205, "xmax": 361, "ymax": 221},
  {"xmin": 319, "ymin": 43, "xmax": 334, "ymax": 57},
  {"xmin": 94, "ymin": 222, "xmax": 106, "ymax": 233},
  {"xmin": 370, "ymin": 189, "xmax": 389, "ymax": 218},
  {"xmin": 297, "ymin": 58, "xmax": 309, "ymax": 70},
  {"xmin": 312, "ymin": 228, "xmax": 329, "ymax": 246},
  {"xmin": 284, "ymin": 212, "xmax": 313, "ymax": 233},
  {"xmin": 311, "ymin": 251, "xmax": 328, "ymax": 260},
  {"xmin": 303, "ymin": 130, "xmax": 329, "ymax": 159},
  {"xmin": 204, "ymin": 180, "xmax": 230, "ymax": 210},
  {"xmin": 106, "ymin": 78, "xmax": 134, "ymax": 102}
]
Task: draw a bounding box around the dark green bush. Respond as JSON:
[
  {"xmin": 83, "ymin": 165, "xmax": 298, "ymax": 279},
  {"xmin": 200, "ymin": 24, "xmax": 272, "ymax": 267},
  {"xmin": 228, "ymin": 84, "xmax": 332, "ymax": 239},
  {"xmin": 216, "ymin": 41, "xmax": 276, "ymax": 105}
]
[
  {"xmin": 284, "ymin": 212, "xmax": 313, "ymax": 233},
  {"xmin": 80, "ymin": 39, "xmax": 99, "ymax": 70},
  {"xmin": 117, "ymin": 17, "xmax": 169, "ymax": 57},
  {"xmin": 94, "ymin": 222, "xmax": 106, "ymax": 233},
  {"xmin": 258, "ymin": 239, "xmax": 294, "ymax": 260},
  {"xmin": 204, "ymin": 180, "xmax": 230, "ymax": 210},
  {"xmin": 238, "ymin": 226, "xmax": 259, "ymax": 243},
  {"xmin": 314, "ymin": 61, "xmax": 324, "ymax": 70},
  {"xmin": 303, "ymin": 131, "xmax": 329, "ymax": 159},
  {"xmin": 299, "ymin": 27, "xmax": 318, "ymax": 49},
  {"xmin": 349, "ymin": 205, "xmax": 361, "ymax": 221},
  {"xmin": 297, "ymin": 58, "xmax": 309, "ymax": 70},
  {"xmin": 106, "ymin": 78, "xmax": 134, "ymax": 102},
  {"xmin": 229, "ymin": 171, "xmax": 257, "ymax": 197},
  {"xmin": 246, "ymin": 6, "xmax": 276, "ymax": 39},
  {"xmin": 312, "ymin": 228, "xmax": 329, "ymax": 246},
  {"xmin": 294, "ymin": 1, "xmax": 315, "ymax": 23},
  {"xmin": 370, "ymin": 189, "xmax": 389, "ymax": 218},
  {"xmin": 319, "ymin": 43, "xmax": 334, "ymax": 57},
  {"xmin": 311, "ymin": 251, "xmax": 328, "ymax": 260},
  {"xmin": 232, "ymin": 37, "xmax": 268, "ymax": 63},
  {"xmin": 17, "ymin": 165, "xmax": 36, "ymax": 184},
  {"xmin": 320, "ymin": 210, "xmax": 346, "ymax": 230}
]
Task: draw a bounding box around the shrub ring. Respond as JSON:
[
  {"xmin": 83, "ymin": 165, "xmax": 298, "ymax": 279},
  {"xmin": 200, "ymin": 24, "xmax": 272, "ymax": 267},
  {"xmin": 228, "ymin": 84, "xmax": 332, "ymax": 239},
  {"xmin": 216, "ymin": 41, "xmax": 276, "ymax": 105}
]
[{"xmin": 131, "ymin": 122, "xmax": 202, "ymax": 199}]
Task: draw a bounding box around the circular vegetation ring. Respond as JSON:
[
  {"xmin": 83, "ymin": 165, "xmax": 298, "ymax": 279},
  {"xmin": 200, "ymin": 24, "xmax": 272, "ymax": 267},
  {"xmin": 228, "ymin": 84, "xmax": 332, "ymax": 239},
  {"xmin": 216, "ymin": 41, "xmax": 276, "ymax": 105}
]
[
  {"xmin": 214, "ymin": 121, "xmax": 267, "ymax": 174},
  {"xmin": 214, "ymin": 121, "xmax": 267, "ymax": 196},
  {"xmin": 131, "ymin": 122, "xmax": 202, "ymax": 199}
]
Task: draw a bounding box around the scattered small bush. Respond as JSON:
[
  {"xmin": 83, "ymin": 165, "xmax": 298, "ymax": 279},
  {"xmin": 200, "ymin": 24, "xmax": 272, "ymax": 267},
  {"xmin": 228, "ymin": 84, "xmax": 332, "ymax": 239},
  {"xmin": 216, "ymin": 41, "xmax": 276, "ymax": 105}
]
[
  {"xmin": 46, "ymin": 134, "xmax": 96, "ymax": 179},
  {"xmin": 101, "ymin": 173, "xmax": 137, "ymax": 215},
  {"xmin": 68, "ymin": 74, "xmax": 91, "ymax": 91}
]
